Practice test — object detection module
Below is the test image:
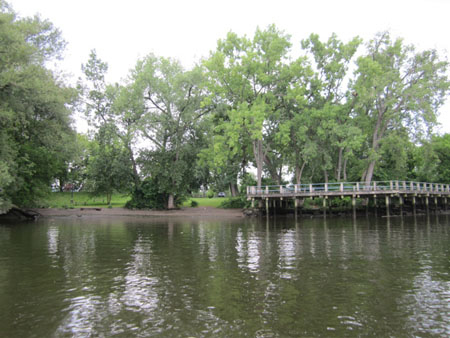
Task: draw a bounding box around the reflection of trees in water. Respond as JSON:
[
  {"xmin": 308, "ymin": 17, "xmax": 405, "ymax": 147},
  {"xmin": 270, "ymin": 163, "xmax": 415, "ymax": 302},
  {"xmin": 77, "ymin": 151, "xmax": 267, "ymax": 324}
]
[
  {"xmin": 12, "ymin": 216, "xmax": 449, "ymax": 337},
  {"xmin": 403, "ymin": 264, "xmax": 450, "ymax": 336}
]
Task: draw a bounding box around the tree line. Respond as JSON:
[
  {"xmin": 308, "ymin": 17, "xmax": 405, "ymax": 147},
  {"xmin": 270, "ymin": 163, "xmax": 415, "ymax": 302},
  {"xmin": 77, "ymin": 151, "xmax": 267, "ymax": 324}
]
[{"xmin": 1, "ymin": 2, "xmax": 449, "ymax": 211}]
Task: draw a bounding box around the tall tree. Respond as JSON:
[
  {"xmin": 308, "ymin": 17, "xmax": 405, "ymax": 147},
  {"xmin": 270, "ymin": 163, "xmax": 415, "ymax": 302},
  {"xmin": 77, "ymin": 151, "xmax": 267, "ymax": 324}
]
[
  {"xmin": 80, "ymin": 50, "xmax": 135, "ymax": 202},
  {"xmin": 204, "ymin": 25, "xmax": 291, "ymax": 188},
  {"xmin": 352, "ymin": 32, "xmax": 450, "ymax": 186},
  {"xmin": 129, "ymin": 55, "xmax": 209, "ymax": 208},
  {"xmin": 0, "ymin": 1, "xmax": 76, "ymax": 210},
  {"xmin": 300, "ymin": 33, "xmax": 362, "ymax": 182}
]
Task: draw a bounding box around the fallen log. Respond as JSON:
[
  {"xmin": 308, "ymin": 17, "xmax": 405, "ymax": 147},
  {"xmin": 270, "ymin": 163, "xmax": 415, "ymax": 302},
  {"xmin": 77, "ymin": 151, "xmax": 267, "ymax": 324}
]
[{"xmin": 0, "ymin": 207, "xmax": 41, "ymax": 220}]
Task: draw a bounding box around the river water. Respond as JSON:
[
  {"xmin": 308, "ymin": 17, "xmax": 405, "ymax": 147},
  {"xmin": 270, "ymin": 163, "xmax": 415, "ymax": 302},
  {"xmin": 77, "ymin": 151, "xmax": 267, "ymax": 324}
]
[{"xmin": 0, "ymin": 214, "xmax": 449, "ymax": 337}]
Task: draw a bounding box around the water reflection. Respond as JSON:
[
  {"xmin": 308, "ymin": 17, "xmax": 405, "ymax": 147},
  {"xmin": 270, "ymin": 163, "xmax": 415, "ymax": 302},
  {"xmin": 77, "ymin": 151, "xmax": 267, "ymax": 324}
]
[
  {"xmin": 0, "ymin": 215, "xmax": 449, "ymax": 337},
  {"xmin": 277, "ymin": 229, "xmax": 297, "ymax": 279}
]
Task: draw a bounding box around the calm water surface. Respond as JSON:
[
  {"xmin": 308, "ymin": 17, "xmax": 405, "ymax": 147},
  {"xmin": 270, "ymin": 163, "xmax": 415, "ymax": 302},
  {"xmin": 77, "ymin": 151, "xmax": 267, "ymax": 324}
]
[{"xmin": 0, "ymin": 214, "xmax": 449, "ymax": 337}]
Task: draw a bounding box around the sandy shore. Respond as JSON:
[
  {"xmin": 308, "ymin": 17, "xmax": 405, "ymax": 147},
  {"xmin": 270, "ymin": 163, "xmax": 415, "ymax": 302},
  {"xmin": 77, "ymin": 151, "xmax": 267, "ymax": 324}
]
[{"xmin": 33, "ymin": 206, "xmax": 245, "ymax": 219}]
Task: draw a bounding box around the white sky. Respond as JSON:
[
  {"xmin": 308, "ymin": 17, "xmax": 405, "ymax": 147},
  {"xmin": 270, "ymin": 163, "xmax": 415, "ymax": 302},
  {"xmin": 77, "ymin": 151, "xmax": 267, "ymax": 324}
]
[{"xmin": 10, "ymin": 0, "xmax": 450, "ymax": 133}]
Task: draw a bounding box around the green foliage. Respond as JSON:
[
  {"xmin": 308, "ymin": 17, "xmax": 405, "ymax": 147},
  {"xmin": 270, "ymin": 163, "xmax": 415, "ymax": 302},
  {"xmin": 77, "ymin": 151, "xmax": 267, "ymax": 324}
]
[
  {"xmin": 219, "ymin": 196, "xmax": 249, "ymax": 209},
  {"xmin": 353, "ymin": 32, "xmax": 449, "ymax": 184},
  {"xmin": 0, "ymin": 2, "xmax": 77, "ymax": 210},
  {"xmin": 206, "ymin": 190, "xmax": 215, "ymax": 199},
  {"xmin": 432, "ymin": 134, "xmax": 450, "ymax": 183},
  {"xmin": 3, "ymin": 10, "xmax": 450, "ymax": 215},
  {"xmin": 190, "ymin": 200, "xmax": 199, "ymax": 207},
  {"xmin": 125, "ymin": 177, "xmax": 184, "ymax": 210}
]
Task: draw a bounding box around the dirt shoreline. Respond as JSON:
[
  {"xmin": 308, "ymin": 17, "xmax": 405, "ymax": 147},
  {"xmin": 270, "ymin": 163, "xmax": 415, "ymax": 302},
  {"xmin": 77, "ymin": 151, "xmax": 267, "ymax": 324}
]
[{"xmin": 33, "ymin": 206, "xmax": 245, "ymax": 219}]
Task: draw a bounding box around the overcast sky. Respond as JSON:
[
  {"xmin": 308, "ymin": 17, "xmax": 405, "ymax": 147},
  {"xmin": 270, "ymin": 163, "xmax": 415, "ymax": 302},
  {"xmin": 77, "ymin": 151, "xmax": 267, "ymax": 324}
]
[{"xmin": 11, "ymin": 0, "xmax": 450, "ymax": 133}]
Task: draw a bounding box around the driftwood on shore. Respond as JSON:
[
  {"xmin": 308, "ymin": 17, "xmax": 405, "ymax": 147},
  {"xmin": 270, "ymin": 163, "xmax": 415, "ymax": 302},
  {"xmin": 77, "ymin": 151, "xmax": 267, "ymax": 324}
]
[{"xmin": 0, "ymin": 207, "xmax": 41, "ymax": 220}]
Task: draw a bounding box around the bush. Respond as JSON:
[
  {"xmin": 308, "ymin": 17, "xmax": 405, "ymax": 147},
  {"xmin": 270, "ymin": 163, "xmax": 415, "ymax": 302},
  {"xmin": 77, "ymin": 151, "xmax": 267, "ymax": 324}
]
[
  {"xmin": 125, "ymin": 177, "xmax": 176, "ymax": 209},
  {"xmin": 190, "ymin": 200, "xmax": 198, "ymax": 207},
  {"xmin": 219, "ymin": 196, "xmax": 249, "ymax": 209},
  {"xmin": 206, "ymin": 190, "xmax": 215, "ymax": 199}
]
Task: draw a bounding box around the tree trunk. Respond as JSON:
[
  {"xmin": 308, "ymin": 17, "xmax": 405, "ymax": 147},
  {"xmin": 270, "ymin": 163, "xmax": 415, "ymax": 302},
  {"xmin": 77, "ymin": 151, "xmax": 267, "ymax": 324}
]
[
  {"xmin": 343, "ymin": 157, "xmax": 348, "ymax": 181},
  {"xmin": 324, "ymin": 170, "xmax": 329, "ymax": 183},
  {"xmin": 127, "ymin": 144, "xmax": 140, "ymax": 188},
  {"xmin": 263, "ymin": 152, "xmax": 281, "ymax": 184},
  {"xmin": 295, "ymin": 162, "xmax": 306, "ymax": 185},
  {"xmin": 229, "ymin": 182, "xmax": 239, "ymax": 197},
  {"xmin": 106, "ymin": 192, "xmax": 112, "ymax": 205},
  {"xmin": 167, "ymin": 194, "xmax": 175, "ymax": 209},
  {"xmin": 253, "ymin": 140, "xmax": 263, "ymax": 188},
  {"xmin": 365, "ymin": 160, "xmax": 376, "ymax": 187},
  {"xmin": 336, "ymin": 147, "xmax": 343, "ymax": 182}
]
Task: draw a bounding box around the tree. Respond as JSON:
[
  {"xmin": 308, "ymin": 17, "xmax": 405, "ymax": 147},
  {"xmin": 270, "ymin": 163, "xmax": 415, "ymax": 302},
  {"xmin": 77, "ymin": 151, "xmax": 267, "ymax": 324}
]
[
  {"xmin": 204, "ymin": 25, "xmax": 292, "ymax": 188},
  {"xmin": 80, "ymin": 50, "xmax": 135, "ymax": 202},
  {"xmin": 129, "ymin": 55, "xmax": 209, "ymax": 208},
  {"xmin": 0, "ymin": 1, "xmax": 76, "ymax": 210},
  {"xmin": 300, "ymin": 33, "xmax": 363, "ymax": 183},
  {"xmin": 352, "ymin": 32, "xmax": 450, "ymax": 186},
  {"xmin": 431, "ymin": 134, "xmax": 450, "ymax": 183}
]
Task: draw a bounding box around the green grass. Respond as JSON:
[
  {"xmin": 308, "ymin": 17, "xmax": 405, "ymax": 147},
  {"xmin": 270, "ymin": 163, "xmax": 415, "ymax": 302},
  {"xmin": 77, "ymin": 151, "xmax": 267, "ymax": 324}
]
[
  {"xmin": 45, "ymin": 192, "xmax": 130, "ymax": 208},
  {"xmin": 182, "ymin": 197, "xmax": 224, "ymax": 208},
  {"xmin": 45, "ymin": 193, "xmax": 225, "ymax": 209}
]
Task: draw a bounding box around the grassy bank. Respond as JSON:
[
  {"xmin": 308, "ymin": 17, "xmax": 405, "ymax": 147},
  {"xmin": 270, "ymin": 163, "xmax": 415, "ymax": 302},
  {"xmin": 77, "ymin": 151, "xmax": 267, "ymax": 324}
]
[
  {"xmin": 182, "ymin": 197, "xmax": 226, "ymax": 208},
  {"xmin": 45, "ymin": 192, "xmax": 227, "ymax": 209},
  {"xmin": 45, "ymin": 192, "xmax": 130, "ymax": 208}
]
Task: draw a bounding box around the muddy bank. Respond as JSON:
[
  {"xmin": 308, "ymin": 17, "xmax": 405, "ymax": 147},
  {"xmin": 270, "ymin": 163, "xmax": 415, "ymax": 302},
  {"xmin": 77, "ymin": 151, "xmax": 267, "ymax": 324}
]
[{"xmin": 33, "ymin": 206, "xmax": 245, "ymax": 219}]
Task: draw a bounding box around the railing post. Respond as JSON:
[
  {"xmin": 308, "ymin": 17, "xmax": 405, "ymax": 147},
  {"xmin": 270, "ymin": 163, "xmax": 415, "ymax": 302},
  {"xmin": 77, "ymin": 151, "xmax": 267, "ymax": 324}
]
[
  {"xmin": 356, "ymin": 182, "xmax": 360, "ymax": 192},
  {"xmin": 373, "ymin": 181, "xmax": 377, "ymax": 191},
  {"xmin": 295, "ymin": 185, "xmax": 298, "ymax": 193},
  {"xmin": 280, "ymin": 185, "xmax": 283, "ymax": 194},
  {"xmin": 310, "ymin": 184, "xmax": 313, "ymax": 192},
  {"xmin": 395, "ymin": 180, "xmax": 399, "ymax": 190},
  {"xmin": 325, "ymin": 183, "xmax": 328, "ymax": 192},
  {"xmin": 265, "ymin": 186, "xmax": 269, "ymax": 195},
  {"xmin": 340, "ymin": 183, "xmax": 343, "ymax": 192},
  {"xmin": 410, "ymin": 182, "xmax": 414, "ymax": 191},
  {"xmin": 402, "ymin": 181, "xmax": 406, "ymax": 191},
  {"xmin": 390, "ymin": 181, "xmax": 393, "ymax": 190}
]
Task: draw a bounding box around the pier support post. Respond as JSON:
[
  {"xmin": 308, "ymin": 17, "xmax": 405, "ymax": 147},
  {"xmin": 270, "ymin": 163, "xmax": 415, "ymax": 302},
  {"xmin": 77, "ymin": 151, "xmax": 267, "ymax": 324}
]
[
  {"xmin": 294, "ymin": 198, "xmax": 298, "ymax": 218},
  {"xmin": 251, "ymin": 198, "xmax": 254, "ymax": 208},
  {"xmin": 352, "ymin": 196, "xmax": 356, "ymax": 218},
  {"xmin": 425, "ymin": 196, "xmax": 429, "ymax": 214},
  {"xmin": 265, "ymin": 198, "xmax": 269, "ymax": 216},
  {"xmin": 323, "ymin": 198, "xmax": 327, "ymax": 217},
  {"xmin": 412, "ymin": 196, "xmax": 416, "ymax": 215},
  {"xmin": 399, "ymin": 195, "xmax": 404, "ymax": 216},
  {"xmin": 444, "ymin": 197, "xmax": 448, "ymax": 212},
  {"xmin": 385, "ymin": 195, "xmax": 390, "ymax": 217},
  {"xmin": 374, "ymin": 196, "xmax": 378, "ymax": 216}
]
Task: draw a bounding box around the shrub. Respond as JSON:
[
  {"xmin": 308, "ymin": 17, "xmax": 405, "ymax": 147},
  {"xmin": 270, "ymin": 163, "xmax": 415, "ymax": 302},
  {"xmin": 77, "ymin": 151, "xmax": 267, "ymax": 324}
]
[
  {"xmin": 206, "ymin": 190, "xmax": 215, "ymax": 199},
  {"xmin": 219, "ymin": 196, "xmax": 249, "ymax": 209},
  {"xmin": 190, "ymin": 200, "xmax": 199, "ymax": 207},
  {"xmin": 125, "ymin": 178, "xmax": 168, "ymax": 209}
]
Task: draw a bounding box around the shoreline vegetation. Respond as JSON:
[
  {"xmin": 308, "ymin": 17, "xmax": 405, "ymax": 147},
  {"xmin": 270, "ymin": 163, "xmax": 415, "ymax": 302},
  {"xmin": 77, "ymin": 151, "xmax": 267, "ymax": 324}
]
[
  {"xmin": 42, "ymin": 192, "xmax": 227, "ymax": 209},
  {"xmin": 1, "ymin": 2, "xmax": 449, "ymax": 216}
]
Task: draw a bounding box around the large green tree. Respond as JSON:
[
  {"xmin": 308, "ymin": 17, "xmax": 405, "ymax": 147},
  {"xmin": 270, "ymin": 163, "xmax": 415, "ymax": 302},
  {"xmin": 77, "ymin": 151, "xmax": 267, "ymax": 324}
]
[
  {"xmin": 80, "ymin": 50, "xmax": 135, "ymax": 203},
  {"xmin": 129, "ymin": 55, "xmax": 209, "ymax": 208},
  {"xmin": 204, "ymin": 25, "xmax": 292, "ymax": 188},
  {"xmin": 0, "ymin": 1, "xmax": 76, "ymax": 211},
  {"xmin": 352, "ymin": 32, "xmax": 450, "ymax": 186}
]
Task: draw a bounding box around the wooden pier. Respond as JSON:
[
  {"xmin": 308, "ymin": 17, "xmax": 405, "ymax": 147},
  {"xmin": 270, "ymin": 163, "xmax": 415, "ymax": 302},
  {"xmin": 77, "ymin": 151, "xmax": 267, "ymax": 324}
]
[{"xmin": 247, "ymin": 181, "xmax": 450, "ymax": 216}]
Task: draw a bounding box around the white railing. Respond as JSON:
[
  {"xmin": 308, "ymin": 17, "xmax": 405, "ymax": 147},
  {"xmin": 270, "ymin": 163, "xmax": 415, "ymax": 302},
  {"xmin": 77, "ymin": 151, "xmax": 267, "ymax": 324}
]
[{"xmin": 247, "ymin": 181, "xmax": 450, "ymax": 196}]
